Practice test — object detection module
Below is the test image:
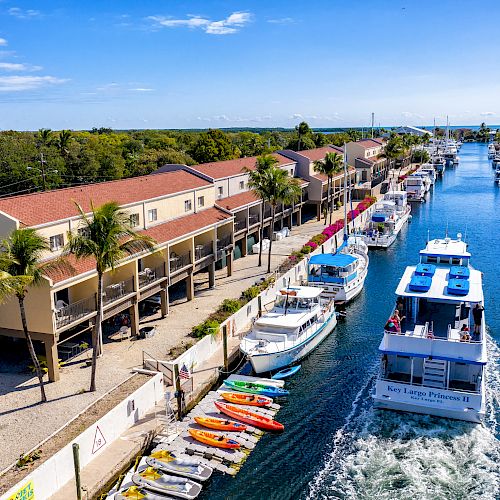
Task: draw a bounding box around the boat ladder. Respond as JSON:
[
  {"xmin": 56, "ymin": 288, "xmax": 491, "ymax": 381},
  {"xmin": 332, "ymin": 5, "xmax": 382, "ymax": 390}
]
[
  {"xmin": 422, "ymin": 358, "xmax": 447, "ymax": 388},
  {"xmin": 156, "ymin": 400, "xmax": 179, "ymax": 439}
]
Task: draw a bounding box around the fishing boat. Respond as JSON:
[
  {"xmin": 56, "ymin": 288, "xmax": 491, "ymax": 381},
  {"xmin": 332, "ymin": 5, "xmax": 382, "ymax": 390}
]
[
  {"xmin": 145, "ymin": 451, "xmax": 213, "ymax": 482},
  {"xmin": 194, "ymin": 416, "xmax": 247, "ymax": 431},
  {"xmin": 223, "ymin": 378, "xmax": 289, "ymax": 397},
  {"xmin": 373, "ymin": 234, "xmax": 487, "ymax": 423},
  {"xmin": 239, "ymin": 285, "xmax": 336, "ymax": 373},
  {"xmin": 188, "ymin": 429, "xmax": 241, "ymax": 449},
  {"xmin": 215, "ymin": 401, "xmax": 284, "ymax": 431},
  {"xmin": 220, "ymin": 392, "xmax": 272, "ymax": 406},
  {"xmin": 405, "ymin": 175, "xmax": 426, "ymax": 202},
  {"xmin": 272, "ymin": 364, "xmax": 301, "ymax": 379},
  {"xmin": 132, "ymin": 468, "xmax": 202, "ymax": 499},
  {"xmin": 361, "ymin": 191, "xmax": 411, "ymax": 248}
]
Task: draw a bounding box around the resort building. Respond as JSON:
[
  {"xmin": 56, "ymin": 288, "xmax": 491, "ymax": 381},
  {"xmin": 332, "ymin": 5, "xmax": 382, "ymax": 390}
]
[{"xmin": 346, "ymin": 139, "xmax": 389, "ymax": 190}]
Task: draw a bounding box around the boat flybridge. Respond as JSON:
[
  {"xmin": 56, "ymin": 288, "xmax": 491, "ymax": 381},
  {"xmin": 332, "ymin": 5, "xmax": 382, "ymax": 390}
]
[
  {"xmin": 495, "ymin": 166, "xmax": 500, "ymax": 184},
  {"xmin": 361, "ymin": 191, "xmax": 412, "ymax": 248},
  {"xmin": 240, "ymin": 286, "xmax": 337, "ymax": 373},
  {"xmin": 373, "ymin": 234, "xmax": 487, "ymax": 423},
  {"xmin": 431, "ymin": 154, "xmax": 445, "ymax": 176},
  {"xmin": 405, "ymin": 175, "xmax": 427, "ymax": 202},
  {"xmin": 419, "ymin": 164, "xmax": 437, "ymax": 185},
  {"xmin": 307, "ymin": 235, "xmax": 369, "ymax": 303},
  {"xmin": 488, "ymin": 143, "xmax": 496, "ymax": 159}
]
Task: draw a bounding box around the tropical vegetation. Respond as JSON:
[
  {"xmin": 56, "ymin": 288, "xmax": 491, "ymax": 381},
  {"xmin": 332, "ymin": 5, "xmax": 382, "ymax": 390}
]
[{"xmin": 313, "ymin": 152, "xmax": 344, "ymax": 225}]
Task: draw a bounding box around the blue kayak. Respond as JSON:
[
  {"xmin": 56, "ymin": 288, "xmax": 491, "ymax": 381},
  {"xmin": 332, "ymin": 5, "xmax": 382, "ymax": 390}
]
[{"xmin": 272, "ymin": 365, "xmax": 301, "ymax": 380}]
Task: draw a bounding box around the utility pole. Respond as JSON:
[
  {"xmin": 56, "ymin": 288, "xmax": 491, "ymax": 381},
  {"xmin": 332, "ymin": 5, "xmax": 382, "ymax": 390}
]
[
  {"xmin": 39, "ymin": 152, "xmax": 47, "ymax": 191},
  {"xmin": 371, "ymin": 112, "xmax": 375, "ymax": 139}
]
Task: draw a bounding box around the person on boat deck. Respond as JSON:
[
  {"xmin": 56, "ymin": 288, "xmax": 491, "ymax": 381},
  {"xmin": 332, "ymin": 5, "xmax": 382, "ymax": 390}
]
[
  {"xmin": 392, "ymin": 310, "xmax": 405, "ymax": 332},
  {"xmin": 385, "ymin": 320, "xmax": 398, "ymax": 333},
  {"xmin": 460, "ymin": 324, "xmax": 471, "ymax": 342},
  {"xmin": 473, "ymin": 303, "xmax": 484, "ymax": 340},
  {"xmin": 396, "ymin": 297, "xmax": 404, "ymax": 315}
]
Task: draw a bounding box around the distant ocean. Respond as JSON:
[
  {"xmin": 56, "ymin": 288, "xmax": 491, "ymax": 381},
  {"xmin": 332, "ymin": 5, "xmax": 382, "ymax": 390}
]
[{"xmin": 314, "ymin": 125, "xmax": 500, "ymax": 134}]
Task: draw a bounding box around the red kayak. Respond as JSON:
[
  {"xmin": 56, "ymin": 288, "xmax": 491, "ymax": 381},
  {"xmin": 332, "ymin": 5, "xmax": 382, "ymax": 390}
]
[{"xmin": 215, "ymin": 401, "xmax": 284, "ymax": 432}]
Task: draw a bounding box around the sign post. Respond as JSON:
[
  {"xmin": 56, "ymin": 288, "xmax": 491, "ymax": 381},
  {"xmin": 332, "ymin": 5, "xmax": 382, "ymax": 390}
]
[{"xmin": 72, "ymin": 443, "xmax": 82, "ymax": 500}]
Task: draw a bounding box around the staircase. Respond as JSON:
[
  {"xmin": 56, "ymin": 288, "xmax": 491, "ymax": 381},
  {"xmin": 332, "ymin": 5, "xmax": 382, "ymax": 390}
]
[{"xmin": 422, "ymin": 358, "xmax": 447, "ymax": 388}]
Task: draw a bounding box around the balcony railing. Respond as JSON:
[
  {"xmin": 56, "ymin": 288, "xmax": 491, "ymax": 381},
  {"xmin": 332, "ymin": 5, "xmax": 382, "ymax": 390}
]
[
  {"xmin": 103, "ymin": 277, "xmax": 135, "ymax": 305},
  {"xmin": 234, "ymin": 219, "xmax": 247, "ymax": 232},
  {"xmin": 217, "ymin": 235, "xmax": 232, "ymax": 251},
  {"xmin": 195, "ymin": 242, "xmax": 214, "ymax": 261},
  {"xmin": 248, "ymin": 214, "xmax": 260, "ymax": 226},
  {"xmin": 55, "ymin": 295, "xmax": 96, "ymax": 329},
  {"xmin": 138, "ymin": 264, "xmax": 166, "ymax": 289},
  {"xmin": 263, "ymin": 206, "xmax": 272, "ymax": 219},
  {"xmin": 169, "ymin": 251, "xmax": 191, "ymax": 273}
]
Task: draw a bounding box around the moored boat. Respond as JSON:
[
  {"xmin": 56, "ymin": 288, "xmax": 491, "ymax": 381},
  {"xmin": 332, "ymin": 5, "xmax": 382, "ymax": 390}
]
[
  {"xmin": 194, "ymin": 416, "xmax": 247, "ymax": 431},
  {"xmin": 132, "ymin": 468, "xmax": 202, "ymax": 499},
  {"xmin": 188, "ymin": 429, "xmax": 241, "ymax": 449},
  {"xmin": 215, "ymin": 401, "xmax": 284, "ymax": 431},
  {"xmin": 272, "ymin": 364, "xmax": 301, "ymax": 379},
  {"xmin": 145, "ymin": 451, "xmax": 213, "ymax": 482},
  {"xmin": 115, "ymin": 486, "xmax": 168, "ymax": 500},
  {"xmin": 223, "ymin": 379, "xmax": 289, "ymax": 397},
  {"xmin": 220, "ymin": 392, "xmax": 272, "ymax": 406}
]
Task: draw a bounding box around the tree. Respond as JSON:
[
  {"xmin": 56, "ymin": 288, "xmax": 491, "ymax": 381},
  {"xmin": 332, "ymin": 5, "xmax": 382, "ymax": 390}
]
[
  {"xmin": 381, "ymin": 136, "xmax": 404, "ymax": 181},
  {"xmin": 0, "ymin": 229, "xmax": 65, "ymax": 402},
  {"xmin": 248, "ymin": 166, "xmax": 301, "ymax": 273},
  {"xmin": 246, "ymin": 155, "xmax": 279, "ymax": 267},
  {"xmin": 189, "ymin": 129, "xmax": 239, "ymax": 163},
  {"xmin": 57, "ymin": 130, "xmax": 72, "ymax": 156},
  {"xmin": 36, "ymin": 129, "xmax": 53, "ymax": 148},
  {"xmin": 66, "ymin": 202, "xmax": 155, "ymax": 392},
  {"xmin": 314, "ymin": 152, "xmax": 343, "ymax": 225},
  {"xmin": 296, "ymin": 121, "xmax": 311, "ymax": 151}
]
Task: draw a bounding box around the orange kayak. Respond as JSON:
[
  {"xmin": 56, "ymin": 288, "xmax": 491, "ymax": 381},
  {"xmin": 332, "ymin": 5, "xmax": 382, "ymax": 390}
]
[
  {"xmin": 194, "ymin": 416, "xmax": 247, "ymax": 432},
  {"xmin": 220, "ymin": 392, "xmax": 272, "ymax": 407},
  {"xmin": 215, "ymin": 401, "xmax": 284, "ymax": 432},
  {"xmin": 188, "ymin": 428, "xmax": 240, "ymax": 449}
]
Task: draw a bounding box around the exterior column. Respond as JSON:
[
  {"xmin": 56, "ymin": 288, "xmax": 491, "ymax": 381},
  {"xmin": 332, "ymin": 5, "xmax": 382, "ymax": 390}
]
[
  {"xmin": 186, "ymin": 272, "xmax": 194, "ymax": 301},
  {"xmin": 45, "ymin": 335, "xmax": 60, "ymax": 382},
  {"xmin": 316, "ymin": 203, "xmax": 321, "ymax": 221},
  {"xmin": 208, "ymin": 262, "xmax": 216, "ymax": 288},
  {"xmin": 241, "ymin": 236, "xmax": 248, "ymax": 257},
  {"xmin": 160, "ymin": 287, "xmax": 168, "ymax": 317},
  {"xmin": 297, "ymin": 207, "xmax": 302, "ymax": 226},
  {"xmin": 129, "ymin": 302, "xmax": 139, "ymax": 337},
  {"xmin": 227, "ymin": 251, "xmax": 233, "ymax": 277}
]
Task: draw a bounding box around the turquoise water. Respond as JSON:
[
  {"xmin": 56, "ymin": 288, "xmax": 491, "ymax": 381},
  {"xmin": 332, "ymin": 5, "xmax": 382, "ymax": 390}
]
[{"xmin": 202, "ymin": 143, "xmax": 500, "ymax": 499}]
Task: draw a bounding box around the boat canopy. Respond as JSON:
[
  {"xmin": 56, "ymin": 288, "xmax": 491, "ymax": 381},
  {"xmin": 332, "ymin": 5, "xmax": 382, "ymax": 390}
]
[{"xmin": 309, "ymin": 253, "xmax": 357, "ymax": 267}]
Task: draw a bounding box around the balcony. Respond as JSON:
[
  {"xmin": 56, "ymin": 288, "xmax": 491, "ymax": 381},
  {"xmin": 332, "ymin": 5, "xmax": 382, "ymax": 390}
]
[
  {"xmin": 263, "ymin": 207, "xmax": 272, "ymax": 219},
  {"xmin": 216, "ymin": 235, "xmax": 232, "ymax": 260},
  {"xmin": 234, "ymin": 219, "xmax": 247, "ymax": 233},
  {"xmin": 169, "ymin": 251, "xmax": 191, "ymax": 274},
  {"xmin": 138, "ymin": 264, "xmax": 166, "ymax": 289},
  {"xmin": 103, "ymin": 277, "xmax": 135, "ymax": 306},
  {"xmin": 195, "ymin": 242, "xmax": 214, "ymax": 261},
  {"xmin": 55, "ymin": 295, "xmax": 96, "ymax": 330},
  {"xmin": 248, "ymin": 214, "xmax": 260, "ymax": 226}
]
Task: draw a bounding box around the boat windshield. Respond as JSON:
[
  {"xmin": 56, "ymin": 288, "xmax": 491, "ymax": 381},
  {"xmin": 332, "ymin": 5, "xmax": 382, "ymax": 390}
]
[{"xmin": 275, "ymin": 296, "xmax": 318, "ymax": 309}]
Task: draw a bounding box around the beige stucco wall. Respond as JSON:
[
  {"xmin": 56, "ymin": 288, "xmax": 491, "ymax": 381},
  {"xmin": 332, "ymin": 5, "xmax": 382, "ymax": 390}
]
[{"xmin": 0, "ymin": 212, "xmax": 19, "ymax": 239}]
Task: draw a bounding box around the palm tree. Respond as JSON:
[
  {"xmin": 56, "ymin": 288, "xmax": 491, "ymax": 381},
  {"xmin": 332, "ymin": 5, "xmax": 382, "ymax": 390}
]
[
  {"xmin": 313, "ymin": 152, "xmax": 343, "ymax": 225},
  {"xmin": 36, "ymin": 128, "xmax": 53, "ymax": 148},
  {"xmin": 381, "ymin": 136, "xmax": 404, "ymax": 184},
  {"xmin": 57, "ymin": 130, "xmax": 72, "ymax": 156},
  {"xmin": 296, "ymin": 121, "xmax": 310, "ymax": 151},
  {"xmin": 249, "ymin": 167, "xmax": 301, "ymax": 273},
  {"xmin": 245, "ymin": 154, "xmax": 279, "ymax": 267},
  {"xmin": 66, "ymin": 201, "xmax": 155, "ymax": 392},
  {"xmin": 0, "ymin": 229, "xmax": 64, "ymax": 403}
]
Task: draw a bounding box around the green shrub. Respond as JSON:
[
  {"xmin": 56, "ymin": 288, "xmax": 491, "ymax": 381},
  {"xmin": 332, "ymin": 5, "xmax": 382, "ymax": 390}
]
[
  {"xmin": 311, "ymin": 234, "xmax": 327, "ymax": 245},
  {"xmin": 219, "ymin": 299, "xmax": 242, "ymax": 314},
  {"xmin": 301, "ymin": 245, "xmax": 312, "ymax": 254},
  {"xmin": 192, "ymin": 319, "xmax": 220, "ymax": 338},
  {"xmin": 242, "ymin": 285, "xmax": 260, "ymax": 301}
]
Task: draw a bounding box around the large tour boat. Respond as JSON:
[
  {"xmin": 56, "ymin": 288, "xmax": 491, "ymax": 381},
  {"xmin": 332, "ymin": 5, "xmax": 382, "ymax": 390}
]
[
  {"xmin": 373, "ymin": 234, "xmax": 487, "ymax": 423},
  {"xmin": 240, "ymin": 286, "xmax": 337, "ymax": 373},
  {"xmin": 361, "ymin": 191, "xmax": 411, "ymax": 248}
]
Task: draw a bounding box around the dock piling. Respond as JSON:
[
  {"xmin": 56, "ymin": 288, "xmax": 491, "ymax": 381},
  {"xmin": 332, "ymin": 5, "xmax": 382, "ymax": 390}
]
[{"xmin": 72, "ymin": 443, "xmax": 82, "ymax": 500}]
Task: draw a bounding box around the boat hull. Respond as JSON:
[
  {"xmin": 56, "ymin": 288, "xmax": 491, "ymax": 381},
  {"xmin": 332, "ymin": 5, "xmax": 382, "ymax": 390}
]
[{"xmin": 364, "ymin": 209, "xmax": 411, "ymax": 249}]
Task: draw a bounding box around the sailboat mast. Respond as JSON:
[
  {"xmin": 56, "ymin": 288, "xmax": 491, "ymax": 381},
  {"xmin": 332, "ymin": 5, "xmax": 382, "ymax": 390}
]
[{"xmin": 343, "ymin": 143, "xmax": 348, "ymax": 238}]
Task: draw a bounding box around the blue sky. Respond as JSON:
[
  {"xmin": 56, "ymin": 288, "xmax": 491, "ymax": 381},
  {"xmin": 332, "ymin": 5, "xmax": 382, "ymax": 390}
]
[{"xmin": 1, "ymin": 0, "xmax": 500, "ymax": 130}]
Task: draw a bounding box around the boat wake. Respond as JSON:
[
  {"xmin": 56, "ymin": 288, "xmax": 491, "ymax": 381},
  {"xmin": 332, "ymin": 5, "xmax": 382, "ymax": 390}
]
[{"xmin": 307, "ymin": 336, "xmax": 500, "ymax": 500}]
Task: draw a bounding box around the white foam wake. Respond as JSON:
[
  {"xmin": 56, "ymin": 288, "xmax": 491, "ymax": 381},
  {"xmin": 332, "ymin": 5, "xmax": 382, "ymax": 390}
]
[{"xmin": 307, "ymin": 335, "xmax": 500, "ymax": 500}]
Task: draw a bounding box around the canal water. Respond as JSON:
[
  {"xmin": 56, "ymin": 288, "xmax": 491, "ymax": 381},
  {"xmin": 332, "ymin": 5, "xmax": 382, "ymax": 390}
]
[{"xmin": 201, "ymin": 143, "xmax": 500, "ymax": 500}]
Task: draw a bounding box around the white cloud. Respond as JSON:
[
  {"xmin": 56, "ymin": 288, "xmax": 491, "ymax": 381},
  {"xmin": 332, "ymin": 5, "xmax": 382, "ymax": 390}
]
[
  {"xmin": 480, "ymin": 111, "xmax": 495, "ymax": 116},
  {"xmin": 290, "ymin": 113, "xmax": 303, "ymax": 119},
  {"xmin": 0, "ymin": 62, "xmax": 42, "ymax": 72},
  {"xmin": 267, "ymin": 17, "xmax": 295, "ymax": 24},
  {"xmin": 401, "ymin": 111, "xmax": 423, "ymax": 119},
  {"xmin": 0, "ymin": 38, "xmax": 7, "ymax": 46},
  {"xmin": 129, "ymin": 87, "xmax": 154, "ymax": 92},
  {"xmin": 8, "ymin": 7, "xmax": 41, "ymax": 19},
  {"xmin": 147, "ymin": 11, "xmax": 251, "ymax": 35},
  {"xmin": 0, "ymin": 75, "xmax": 68, "ymax": 92}
]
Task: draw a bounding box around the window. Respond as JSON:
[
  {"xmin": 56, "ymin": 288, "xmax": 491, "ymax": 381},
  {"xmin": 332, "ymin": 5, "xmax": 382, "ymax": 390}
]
[
  {"xmin": 239, "ymin": 181, "xmax": 244, "ymax": 190},
  {"xmin": 218, "ymin": 186, "xmax": 223, "ymax": 198},
  {"xmin": 197, "ymin": 196, "xmax": 205, "ymax": 207},
  {"xmin": 184, "ymin": 200, "xmax": 192, "ymax": 212},
  {"xmin": 77, "ymin": 227, "xmax": 90, "ymax": 238},
  {"xmin": 50, "ymin": 234, "xmax": 64, "ymax": 251},
  {"xmin": 148, "ymin": 208, "xmax": 157, "ymax": 222},
  {"xmin": 129, "ymin": 213, "xmax": 139, "ymax": 227},
  {"xmin": 451, "ymin": 258, "xmax": 461, "ymax": 265}
]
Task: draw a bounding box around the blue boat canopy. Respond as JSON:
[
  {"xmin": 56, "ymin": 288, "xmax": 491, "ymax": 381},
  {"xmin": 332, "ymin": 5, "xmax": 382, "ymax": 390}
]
[
  {"xmin": 372, "ymin": 214, "xmax": 387, "ymax": 222},
  {"xmin": 309, "ymin": 253, "xmax": 357, "ymax": 267}
]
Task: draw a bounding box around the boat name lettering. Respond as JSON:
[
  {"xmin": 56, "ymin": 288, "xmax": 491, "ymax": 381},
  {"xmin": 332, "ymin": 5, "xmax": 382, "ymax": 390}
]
[{"xmin": 386, "ymin": 384, "xmax": 470, "ymax": 402}]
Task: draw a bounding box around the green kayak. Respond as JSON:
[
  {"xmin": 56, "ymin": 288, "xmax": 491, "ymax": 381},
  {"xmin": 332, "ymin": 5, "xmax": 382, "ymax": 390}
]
[{"xmin": 223, "ymin": 379, "xmax": 289, "ymax": 397}]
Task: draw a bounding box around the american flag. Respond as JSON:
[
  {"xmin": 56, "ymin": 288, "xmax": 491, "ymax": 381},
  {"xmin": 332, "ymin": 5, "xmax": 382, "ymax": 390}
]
[{"xmin": 179, "ymin": 363, "xmax": 190, "ymax": 379}]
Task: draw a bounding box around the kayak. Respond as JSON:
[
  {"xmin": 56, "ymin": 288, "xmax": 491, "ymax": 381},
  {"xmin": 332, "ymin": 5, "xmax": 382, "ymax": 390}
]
[
  {"xmin": 272, "ymin": 365, "xmax": 301, "ymax": 380},
  {"xmin": 215, "ymin": 401, "xmax": 284, "ymax": 432},
  {"xmin": 220, "ymin": 392, "xmax": 272, "ymax": 407},
  {"xmin": 132, "ymin": 468, "xmax": 202, "ymax": 499},
  {"xmin": 194, "ymin": 416, "xmax": 247, "ymax": 431},
  {"xmin": 115, "ymin": 485, "xmax": 168, "ymax": 499},
  {"xmin": 145, "ymin": 450, "xmax": 213, "ymax": 481},
  {"xmin": 188, "ymin": 428, "xmax": 240, "ymax": 449},
  {"xmin": 224, "ymin": 379, "xmax": 289, "ymax": 397}
]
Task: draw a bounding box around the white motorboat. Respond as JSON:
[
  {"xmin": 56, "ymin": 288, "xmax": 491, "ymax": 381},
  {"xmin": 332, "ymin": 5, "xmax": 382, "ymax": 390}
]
[
  {"xmin": 373, "ymin": 234, "xmax": 487, "ymax": 423},
  {"xmin": 405, "ymin": 175, "xmax": 426, "ymax": 202},
  {"xmin": 495, "ymin": 167, "xmax": 500, "ymax": 184},
  {"xmin": 488, "ymin": 143, "xmax": 496, "ymax": 158},
  {"xmin": 431, "ymin": 155, "xmax": 445, "ymax": 176},
  {"xmin": 419, "ymin": 164, "xmax": 437, "ymax": 184},
  {"xmin": 240, "ymin": 286, "xmax": 337, "ymax": 373},
  {"xmin": 361, "ymin": 191, "xmax": 411, "ymax": 248}
]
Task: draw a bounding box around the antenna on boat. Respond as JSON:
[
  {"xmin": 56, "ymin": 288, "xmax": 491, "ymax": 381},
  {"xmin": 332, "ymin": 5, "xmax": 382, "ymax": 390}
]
[
  {"xmin": 284, "ymin": 277, "xmax": 291, "ymax": 315},
  {"xmin": 445, "ymin": 221, "xmax": 449, "ymax": 238}
]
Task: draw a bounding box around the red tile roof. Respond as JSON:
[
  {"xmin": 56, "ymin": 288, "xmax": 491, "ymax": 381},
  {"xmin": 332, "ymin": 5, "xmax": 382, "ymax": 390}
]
[
  {"xmin": 188, "ymin": 153, "xmax": 295, "ymax": 180},
  {"xmin": 0, "ymin": 170, "xmax": 211, "ymax": 227},
  {"xmin": 46, "ymin": 207, "xmax": 232, "ymax": 283},
  {"xmin": 312, "ymin": 167, "xmax": 355, "ymax": 184},
  {"xmin": 216, "ymin": 191, "xmax": 260, "ymax": 212},
  {"xmin": 296, "ymin": 146, "xmax": 344, "ymax": 162},
  {"xmin": 356, "ymin": 139, "xmax": 383, "ymax": 149}
]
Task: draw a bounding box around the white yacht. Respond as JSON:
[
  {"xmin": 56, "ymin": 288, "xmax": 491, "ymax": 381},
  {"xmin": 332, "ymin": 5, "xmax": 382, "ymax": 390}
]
[
  {"xmin": 431, "ymin": 155, "xmax": 445, "ymax": 176},
  {"xmin": 488, "ymin": 143, "xmax": 496, "ymax": 159},
  {"xmin": 361, "ymin": 191, "xmax": 411, "ymax": 248},
  {"xmin": 492, "ymin": 154, "xmax": 500, "ymax": 167},
  {"xmin": 495, "ymin": 167, "xmax": 500, "ymax": 184},
  {"xmin": 419, "ymin": 164, "xmax": 437, "ymax": 185},
  {"xmin": 240, "ymin": 286, "xmax": 337, "ymax": 373},
  {"xmin": 405, "ymin": 175, "xmax": 427, "ymax": 202},
  {"xmin": 373, "ymin": 235, "xmax": 487, "ymax": 423},
  {"xmin": 307, "ymin": 235, "xmax": 369, "ymax": 303}
]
